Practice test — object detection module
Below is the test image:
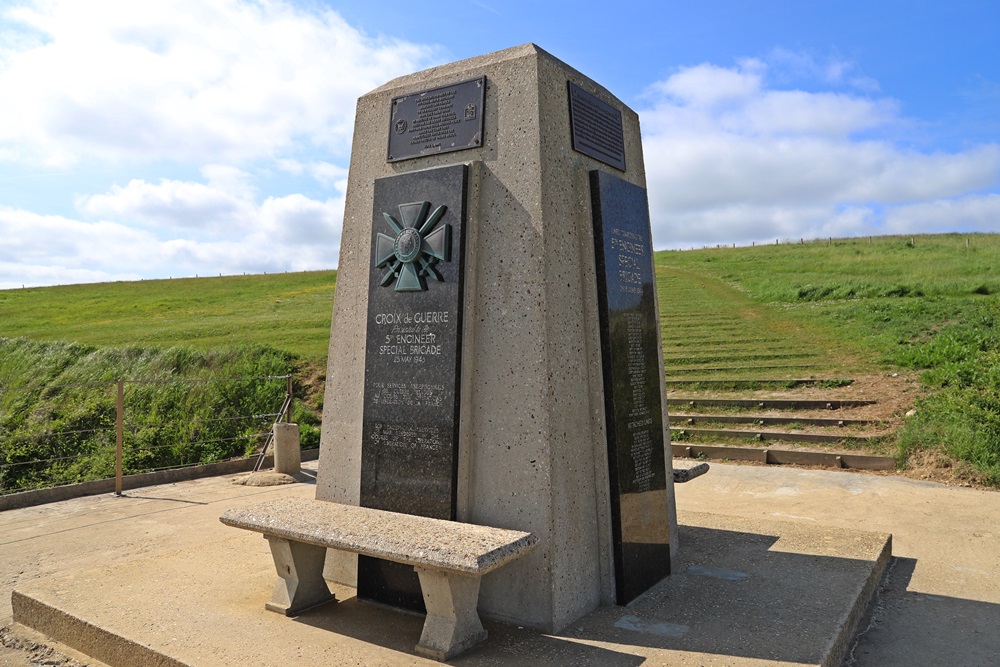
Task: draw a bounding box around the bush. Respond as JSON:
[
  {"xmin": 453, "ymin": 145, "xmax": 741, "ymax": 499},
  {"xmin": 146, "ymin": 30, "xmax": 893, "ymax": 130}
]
[
  {"xmin": 1, "ymin": 338, "xmax": 297, "ymax": 493},
  {"xmin": 891, "ymin": 303, "xmax": 1000, "ymax": 484}
]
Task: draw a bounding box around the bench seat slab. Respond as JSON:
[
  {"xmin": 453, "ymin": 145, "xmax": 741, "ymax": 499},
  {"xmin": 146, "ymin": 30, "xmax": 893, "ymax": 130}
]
[
  {"xmin": 264, "ymin": 536, "xmax": 335, "ymax": 616},
  {"xmin": 220, "ymin": 498, "xmax": 538, "ymax": 575},
  {"xmin": 221, "ymin": 499, "xmax": 539, "ymax": 661},
  {"xmin": 414, "ymin": 567, "xmax": 488, "ymax": 661}
]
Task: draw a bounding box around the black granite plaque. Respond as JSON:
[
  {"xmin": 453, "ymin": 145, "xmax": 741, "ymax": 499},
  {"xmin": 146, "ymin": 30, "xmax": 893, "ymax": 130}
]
[
  {"xmin": 387, "ymin": 77, "xmax": 485, "ymax": 163},
  {"xmin": 590, "ymin": 169, "xmax": 670, "ymax": 604},
  {"xmin": 359, "ymin": 164, "xmax": 468, "ymax": 611},
  {"xmin": 569, "ymin": 82, "xmax": 626, "ymax": 171}
]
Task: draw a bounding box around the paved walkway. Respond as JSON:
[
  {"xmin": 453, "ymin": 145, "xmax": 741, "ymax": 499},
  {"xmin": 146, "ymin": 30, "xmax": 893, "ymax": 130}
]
[
  {"xmin": 676, "ymin": 465, "xmax": 1000, "ymax": 666},
  {"xmin": 1, "ymin": 462, "xmax": 998, "ymax": 666}
]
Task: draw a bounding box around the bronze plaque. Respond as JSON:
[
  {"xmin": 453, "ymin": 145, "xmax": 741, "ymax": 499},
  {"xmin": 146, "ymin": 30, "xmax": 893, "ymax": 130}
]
[
  {"xmin": 387, "ymin": 77, "xmax": 485, "ymax": 162},
  {"xmin": 568, "ymin": 81, "xmax": 626, "ymax": 171}
]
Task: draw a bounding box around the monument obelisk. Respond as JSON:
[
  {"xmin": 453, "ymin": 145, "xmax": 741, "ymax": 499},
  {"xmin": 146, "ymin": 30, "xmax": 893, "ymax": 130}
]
[{"xmin": 317, "ymin": 43, "xmax": 676, "ymax": 632}]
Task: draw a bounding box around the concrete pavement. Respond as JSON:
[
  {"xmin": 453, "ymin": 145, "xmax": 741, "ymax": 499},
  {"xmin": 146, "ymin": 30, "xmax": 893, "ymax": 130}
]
[
  {"xmin": 675, "ymin": 465, "xmax": 1000, "ymax": 666},
  {"xmin": 2, "ymin": 461, "xmax": 997, "ymax": 666}
]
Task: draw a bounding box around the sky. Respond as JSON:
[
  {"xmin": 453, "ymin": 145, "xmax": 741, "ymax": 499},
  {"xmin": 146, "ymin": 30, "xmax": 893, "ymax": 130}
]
[{"xmin": 1, "ymin": 0, "xmax": 998, "ymax": 289}]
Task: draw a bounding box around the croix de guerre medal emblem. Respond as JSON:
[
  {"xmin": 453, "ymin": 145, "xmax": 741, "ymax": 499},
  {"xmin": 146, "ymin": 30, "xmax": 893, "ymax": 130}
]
[{"xmin": 375, "ymin": 201, "xmax": 450, "ymax": 292}]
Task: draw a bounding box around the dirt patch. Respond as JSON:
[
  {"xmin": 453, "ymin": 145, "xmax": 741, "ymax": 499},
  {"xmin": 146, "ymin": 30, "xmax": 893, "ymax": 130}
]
[
  {"xmin": 293, "ymin": 358, "xmax": 326, "ymax": 415},
  {"xmin": 897, "ymin": 449, "xmax": 992, "ymax": 489},
  {"xmin": 0, "ymin": 625, "xmax": 94, "ymax": 667}
]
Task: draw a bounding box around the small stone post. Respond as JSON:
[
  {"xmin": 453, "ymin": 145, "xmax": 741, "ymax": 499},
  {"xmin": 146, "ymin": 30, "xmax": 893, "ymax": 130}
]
[{"xmin": 273, "ymin": 423, "xmax": 301, "ymax": 475}]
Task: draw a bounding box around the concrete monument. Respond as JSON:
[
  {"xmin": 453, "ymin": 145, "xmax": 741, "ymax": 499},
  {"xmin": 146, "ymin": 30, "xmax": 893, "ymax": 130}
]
[{"xmin": 317, "ymin": 43, "xmax": 676, "ymax": 632}]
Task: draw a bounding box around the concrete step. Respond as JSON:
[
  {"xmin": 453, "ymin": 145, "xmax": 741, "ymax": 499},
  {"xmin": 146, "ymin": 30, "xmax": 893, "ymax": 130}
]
[
  {"xmin": 672, "ymin": 443, "xmax": 896, "ymax": 471},
  {"xmin": 663, "ymin": 378, "xmax": 853, "ymax": 389},
  {"xmin": 671, "ymin": 427, "xmax": 880, "ymax": 446},
  {"xmin": 670, "ymin": 413, "xmax": 879, "ymax": 428},
  {"xmin": 11, "ymin": 510, "xmax": 891, "ymax": 667},
  {"xmin": 667, "ymin": 398, "xmax": 877, "ymax": 410}
]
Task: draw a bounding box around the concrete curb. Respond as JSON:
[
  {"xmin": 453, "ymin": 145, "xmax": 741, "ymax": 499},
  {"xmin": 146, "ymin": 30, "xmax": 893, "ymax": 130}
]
[
  {"xmin": 820, "ymin": 536, "xmax": 893, "ymax": 666},
  {"xmin": 11, "ymin": 592, "xmax": 186, "ymax": 667}
]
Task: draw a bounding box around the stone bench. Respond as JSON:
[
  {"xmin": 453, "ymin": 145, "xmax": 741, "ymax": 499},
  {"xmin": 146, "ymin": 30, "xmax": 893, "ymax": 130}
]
[{"xmin": 219, "ymin": 497, "xmax": 538, "ymax": 661}]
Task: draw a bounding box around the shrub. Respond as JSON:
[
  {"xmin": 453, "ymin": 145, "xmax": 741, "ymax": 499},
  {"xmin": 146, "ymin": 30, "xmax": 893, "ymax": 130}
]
[{"xmin": 1, "ymin": 338, "xmax": 296, "ymax": 492}]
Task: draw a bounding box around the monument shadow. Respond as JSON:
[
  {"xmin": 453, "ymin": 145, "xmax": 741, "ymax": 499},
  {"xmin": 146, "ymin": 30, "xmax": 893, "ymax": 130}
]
[
  {"xmin": 847, "ymin": 556, "xmax": 1000, "ymax": 666},
  {"xmin": 288, "ymin": 595, "xmax": 643, "ymax": 666},
  {"xmin": 556, "ymin": 523, "xmax": 887, "ymax": 664}
]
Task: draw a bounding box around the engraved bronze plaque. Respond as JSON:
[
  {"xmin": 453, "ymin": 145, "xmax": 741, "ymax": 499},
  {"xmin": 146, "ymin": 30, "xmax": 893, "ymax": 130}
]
[
  {"xmin": 568, "ymin": 82, "xmax": 626, "ymax": 171},
  {"xmin": 387, "ymin": 77, "xmax": 485, "ymax": 162}
]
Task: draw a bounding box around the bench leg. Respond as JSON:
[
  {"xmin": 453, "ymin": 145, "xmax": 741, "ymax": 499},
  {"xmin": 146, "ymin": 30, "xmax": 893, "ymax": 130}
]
[
  {"xmin": 413, "ymin": 567, "xmax": 487, "ymax": 661},
  {"xmin": 263, "ymin": 536, "xmax": 335, "ymax": 616}
]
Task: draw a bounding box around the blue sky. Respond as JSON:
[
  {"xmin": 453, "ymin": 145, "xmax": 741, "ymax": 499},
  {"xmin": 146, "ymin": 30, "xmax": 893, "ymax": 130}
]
[{"xmin": 1, "ymin": 0, "xmax": 998, "ymax": 289}]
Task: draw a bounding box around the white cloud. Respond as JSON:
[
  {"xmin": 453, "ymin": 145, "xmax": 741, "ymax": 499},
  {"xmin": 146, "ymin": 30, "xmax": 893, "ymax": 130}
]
[
  {"xmin": 737, "ymin": 91, "xmax": 896, "ymax": 137},
  {"xmin": 766, "ymin": 48, "xmax": 880, "ymax": 92},
  {"xmin": 0, "ymin": 165, "xmax": 344, "ymax": 288},
  {"xmin": 305, "ymin": 162, "xmax": 349, "ymax": 188},
  {"xmin": 76, "ymin": 166, "xmax": 342, "ymax": 238},
  {"xmin": 0, "ymin": 1, "xmax": 389, "ymax": 287},
  {"xmin": 0, "ymin": 0, "xmax": 442, "ymax": 166},
  {"xmin": 0, "ymin": 207, "xmax": 158, "ymax": 288},
  {"xmin": 884, "ymin": 194, "xmax": 1000, "ymax": 234},
  {"xmin": 77, "ymin": 169, "xmax": 255, "ymax": 231},
  {"xmin": 275, "ymin": 159, "xmax": 349, "ymax": 188},
  {"xmin": 259, "ymin": 194, "xmax": 341, "ymax": 244},
  {"xmin": 640, "ymin": 57, "xmax": 1000, "ymax": 248},
  {"xmin": 647, "ymin": 60, "xmax": 764, "ymax": 108}
]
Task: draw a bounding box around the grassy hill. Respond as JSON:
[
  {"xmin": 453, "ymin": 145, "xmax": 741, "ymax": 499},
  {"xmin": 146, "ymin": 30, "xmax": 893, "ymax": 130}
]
[
  {"xmin": 0, "ymin": 339, "xmax": 313, "ymax": 493},
  {"xmin": 656, "ymin": 263, "xmax": 871, "ymax": 382},
  {"xmin": 657, "ymin": 233, "xmax": 1000, "ymax": 485},
  {"xmin": 0, "ymin": 272, "xmax": 335, "ymax": 493},
  {"xmin": 658, "ymin": 233, "xmax": 1000, "ymax": 371},
  {"xmin": 2, "ymin": 233, "xmax": 999, "ymax": 488},
  {"xmin": 0, "ymin": 270, "xmax": 337, "ymax": 362}
]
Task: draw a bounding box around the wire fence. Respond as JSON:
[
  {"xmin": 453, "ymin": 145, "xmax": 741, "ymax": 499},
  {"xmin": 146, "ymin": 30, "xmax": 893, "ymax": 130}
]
[{"xmin": 0, "ymin": 375, "xmax": 292, "ymax": 496}]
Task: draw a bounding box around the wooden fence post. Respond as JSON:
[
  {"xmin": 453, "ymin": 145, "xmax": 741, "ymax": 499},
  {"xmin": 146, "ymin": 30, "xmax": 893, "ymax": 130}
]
[{"xmin": 115, "ymin": 380, "xmax": 124, "ymax": 496}]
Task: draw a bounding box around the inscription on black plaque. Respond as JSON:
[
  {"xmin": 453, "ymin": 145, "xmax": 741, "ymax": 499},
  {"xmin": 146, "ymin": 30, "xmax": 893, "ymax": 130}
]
[
  {"xmin": 387, "ymin": 77, "xmax": 485, "ymax": 162},
  {"xmin": 569, "ymin": 82, "xmax": 626, "ymax": 171},
  {"xmin": 359, "ymin": 164, "xmax": 468, "ymax": 611},
  {"xmin": 590, "ymin": 169, "xmax": 669, "ymax": 604}
]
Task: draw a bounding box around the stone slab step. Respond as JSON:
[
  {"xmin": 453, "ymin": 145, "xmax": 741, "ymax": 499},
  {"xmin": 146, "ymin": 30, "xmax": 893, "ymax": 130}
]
[
  {"xmin": 671, "ymin": 427, "xmax": 878, "ymax": 446},
  {"xmin": 11, "ymin": 511, "xmax": 891, "ymax": 667},
  {"xmin": 670, "ymin": 414, "xmax": 877, "ymax": 428},
  {"xmin": 664, "ymin": 378, "xmax": 853, "ymax": 389},
  {"xmin": 672, "ymin": 443, "xmax": 896, "ymax": 471},
  {"xmin": 667, "ymin": 398, "xmax": 877, "ymax": 410}
]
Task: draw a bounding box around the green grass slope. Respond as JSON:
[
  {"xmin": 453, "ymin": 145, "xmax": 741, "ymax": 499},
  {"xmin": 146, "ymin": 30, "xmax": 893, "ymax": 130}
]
[
  {"xmin": 657, "ymin": 233, "xmax": 1000, "ymax": 484},
  {"xmin": 657, "ymin": 265, "xmax": 871, "ymax": 382},
  {"xmin": 3, "ymin": 234, "xmax": 999, "ymax": 487},
  {"xmin": 0, "ymin": 271, "xmax": 337, "ymax": 363},
  {"xmin": 0, "ymin": 271, "xmax": 334, "ymax": 493},
  {"xmin": 0, "ymin": 338, "xmax": 320, "ymax": 493}
]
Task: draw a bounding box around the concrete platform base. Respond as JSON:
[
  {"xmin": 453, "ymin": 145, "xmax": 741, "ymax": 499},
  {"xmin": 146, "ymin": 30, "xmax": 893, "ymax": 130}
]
[{"xmin": 11, "ymin": 510, "xmax": 889, "ymax": 666}]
